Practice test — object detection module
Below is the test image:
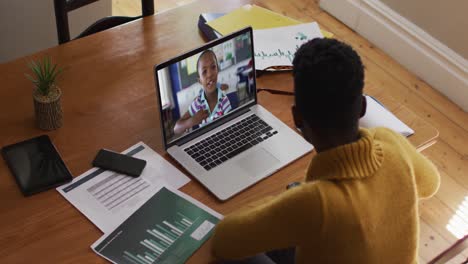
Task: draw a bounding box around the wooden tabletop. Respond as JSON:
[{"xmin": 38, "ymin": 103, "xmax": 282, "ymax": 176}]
[{"xmin": 0, "ymin": 0, "xmax": 438, "ymax": 263}]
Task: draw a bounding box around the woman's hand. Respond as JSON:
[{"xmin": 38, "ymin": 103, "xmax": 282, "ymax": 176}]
[
  {"xmin": 174, "ymin": 110, "xmax": 208, "ymax": 135},
  {"xmin": 220, "ymin": 83, "xmax": 229, "ymax": 91},
  {"xmin": 192, "ymin": 110, "xmax": 209, "ymax": 125}
]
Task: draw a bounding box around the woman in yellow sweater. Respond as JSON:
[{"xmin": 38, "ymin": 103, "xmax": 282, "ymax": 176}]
[{"xmin": 211, "ymin": 38, "xmax": 440, "ymax": 263}]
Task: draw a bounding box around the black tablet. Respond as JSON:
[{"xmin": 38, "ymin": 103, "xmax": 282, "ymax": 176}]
[{"xmin": 1, "ymin": 135, "xmax": 73, "ymax": 196}]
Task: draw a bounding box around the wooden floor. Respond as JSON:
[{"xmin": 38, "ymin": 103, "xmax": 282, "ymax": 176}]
[
  {"xmin": 113, "ymin": 0, "xmax": 468, "ymax": 263},
  {"xmin": 112, "ymin": 0, "xmax": 195, "ymax": 15}
]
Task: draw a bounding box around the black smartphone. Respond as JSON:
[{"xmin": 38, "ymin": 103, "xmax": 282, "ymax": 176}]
[{"xmin": 92, "ymin": 149, "xmax": 147, "ymax": 177}]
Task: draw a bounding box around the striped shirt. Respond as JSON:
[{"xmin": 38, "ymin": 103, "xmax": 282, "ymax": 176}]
[{"xmin": 188, "ymin": 83, "xmax": 232, "ymax": 127}]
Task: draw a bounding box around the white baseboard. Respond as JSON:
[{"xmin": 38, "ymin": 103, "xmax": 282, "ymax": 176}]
[{"xmin": 319, "ymin": 0, "xmax": 468, "ymax": 112}]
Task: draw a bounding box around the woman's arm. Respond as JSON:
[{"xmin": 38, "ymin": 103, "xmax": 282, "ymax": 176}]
[
  {"xmin": 212, "ymin": 185, "xmax": 323, "ymax": 260},
  {"xmin": 384, "ymin": 128, "xmax": 440, "ymax": 199},
  {"xmin": 173, "ymin": 110, "xmax": 209, "ymax": 135}
]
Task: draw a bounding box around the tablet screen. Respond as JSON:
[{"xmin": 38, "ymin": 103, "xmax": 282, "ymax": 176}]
[{"xmin": 1, "ymin": 135, "xmax": 72, "ymax": 196}]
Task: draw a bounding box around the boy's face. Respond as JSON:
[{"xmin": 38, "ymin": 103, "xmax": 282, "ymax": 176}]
[{"xmin": 198, "ymin": 53, "xmax": 219, "ymax": 95}]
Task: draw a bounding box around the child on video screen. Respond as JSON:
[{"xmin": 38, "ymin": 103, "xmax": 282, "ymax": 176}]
[{"xmin": 174, "ymin": 50, "xmax": 231, "ymax": 135}]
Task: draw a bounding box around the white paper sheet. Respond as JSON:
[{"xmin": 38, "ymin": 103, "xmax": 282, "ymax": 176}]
[
  {"xmin": 57, "ymin": 142, "xmax": 190, "ymax": 233},
  {"xmin": 254, "ymin": 22, "xmax": 324, "ymax": 70},
  {"xmin": 360, "ymin": 95, "xmax": 414, "ymax": 136}
]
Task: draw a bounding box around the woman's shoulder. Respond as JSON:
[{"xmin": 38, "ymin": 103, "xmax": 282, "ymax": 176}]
[
  {"xmin": 193, "ymin": 89, "xmax": 205, "ymax": 102},
  {"xmin": 189, "ymin": 90, "xmax": 205, "ymax": 111}
]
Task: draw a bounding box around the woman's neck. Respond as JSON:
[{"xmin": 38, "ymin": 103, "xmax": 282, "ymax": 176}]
[
  {"xmin": 205, "ymin": 89, "xmax": 218, "ymax": 112},
  {"xmin": 310, "ymin": 128, "xmax": 361, "ymax": 153}
]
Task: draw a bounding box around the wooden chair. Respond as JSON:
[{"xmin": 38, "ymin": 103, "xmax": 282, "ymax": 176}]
[{"xmin": 53, "ymin": 0, "xmax": 154, "ymax": 44}]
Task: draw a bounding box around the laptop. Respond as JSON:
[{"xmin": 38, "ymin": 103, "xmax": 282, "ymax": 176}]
[{"xmin": 154, "ymin": 27, "xmax": 312, "ymax": 201}]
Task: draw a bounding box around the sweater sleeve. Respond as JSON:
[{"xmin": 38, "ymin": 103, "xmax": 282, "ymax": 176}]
[
  {"xmin": 384, "ymin": 128, "xmax": 440, "ymax": 199},
  {"xmin": 410, "ymin": 147, "xmax": 440, "ymax": 198},
  {"xmin": 212, "ymin": 184, "xmax": 323, "ymax": 260}
]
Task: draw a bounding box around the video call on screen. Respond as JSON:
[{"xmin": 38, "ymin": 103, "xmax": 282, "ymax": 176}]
[{"xmin": 157, "ymin": 32, "xmax": 255, "ymax": 144}]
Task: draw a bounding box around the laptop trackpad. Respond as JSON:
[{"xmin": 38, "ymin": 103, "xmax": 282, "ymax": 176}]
[{"xmin": 236, "ymin": 148, "xmax": 279, "ymax": 177}]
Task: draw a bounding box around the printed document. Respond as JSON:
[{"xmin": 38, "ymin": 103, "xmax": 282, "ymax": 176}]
[
  {"xmin": 92, "ymin": 185, "xmax": 222, "ymax": 264},
  {"xmin": 360, "ymin": 95, "xmax": 414, "ymax": 137},
  {"xmin": 254, "ymin": 22, "xmax": 323, "ymax": 70},
  {"xmin": 57, "ymin": 142, "xmax": 190, "ymax": 233}
]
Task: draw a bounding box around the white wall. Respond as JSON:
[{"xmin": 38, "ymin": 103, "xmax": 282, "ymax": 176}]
[
  {"xmin": 0, "ymin": 0, "xmax": 111, "ymax": 63},
  {"xmin": 320, "ymin": 0, "xmax": 468, "ymax": 111},
  {"xmin": 380, "ymin": 0, "xmax": 468, "ymax": 60}
]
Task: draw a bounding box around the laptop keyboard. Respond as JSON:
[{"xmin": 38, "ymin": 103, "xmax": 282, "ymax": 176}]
[{"xmin": 184, "ymin": 114, "xmax": 278, "ymax": 171}]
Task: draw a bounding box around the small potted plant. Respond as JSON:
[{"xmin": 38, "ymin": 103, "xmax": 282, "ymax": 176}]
[{"xmin": 26, "ymin": 56, "xmax": 64, "ymax": 130}]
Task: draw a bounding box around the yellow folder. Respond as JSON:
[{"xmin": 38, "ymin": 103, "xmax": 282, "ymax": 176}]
[{"xmin": 206, "ymin": 4, "xmax": 333, "ymax": 38}]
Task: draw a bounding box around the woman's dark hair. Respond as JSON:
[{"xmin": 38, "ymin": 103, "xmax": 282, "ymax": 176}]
[{"xmin": 293, "ymin": 38, "xmax": 364, "ymax": 131}]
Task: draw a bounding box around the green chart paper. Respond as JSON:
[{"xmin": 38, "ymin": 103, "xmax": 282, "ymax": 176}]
[{"xmin": 93, "ymin": 187, "xmax": 221, "ymax": 264}]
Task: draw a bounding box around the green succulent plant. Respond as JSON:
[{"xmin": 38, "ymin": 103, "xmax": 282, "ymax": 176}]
[{"xmin": 26, "ymin": 56, "xmax": 63, "ymax": 96}]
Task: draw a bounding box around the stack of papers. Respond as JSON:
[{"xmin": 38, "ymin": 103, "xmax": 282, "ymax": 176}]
[
  {"xmin": 203, "ymin": 4, "xmax": 331, "ymax": 71},
  {"xmin": 57, "ymin": 142, "xmax": 222, "ymax": 263},
  {"xmin": 206, "ymin": 4, "xmax": 332, "ymax": 37}
]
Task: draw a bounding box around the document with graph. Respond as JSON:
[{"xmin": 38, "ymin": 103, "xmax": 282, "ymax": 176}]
[
  {"xmin": 253, "ymin": 22, "xmax": 323, "ymax": 71},
  {"xmin": 92, "ymin": 185, "xmax": 222, "ymax": 264},
  {"xmin": 57, "ymin": 142, "xmax": 190, "ymax": 233}
]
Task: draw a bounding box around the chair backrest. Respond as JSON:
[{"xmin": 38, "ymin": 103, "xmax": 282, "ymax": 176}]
[{"xmin": 53, "ymin": 0, "xmax": 154, "ymax": 44}]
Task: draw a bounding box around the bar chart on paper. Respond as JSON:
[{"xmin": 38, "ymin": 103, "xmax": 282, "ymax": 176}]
[
  {"xmin": 127, "ymin": 212, "xmax": 198, "ymax": 263},
  {"xmin": 92, "ymin": 187, "xmax": 221, "ymax": 264}
]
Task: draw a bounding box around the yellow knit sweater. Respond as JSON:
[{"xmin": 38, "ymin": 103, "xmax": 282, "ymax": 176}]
[{"xmin": 212, "ymin": 128, "xmax": 440, "ymax": 263}]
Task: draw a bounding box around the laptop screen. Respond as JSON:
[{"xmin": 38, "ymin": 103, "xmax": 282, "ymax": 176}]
[{"xmin": 155, "ymin": 28, "xmax": 256, "ymax": 147}]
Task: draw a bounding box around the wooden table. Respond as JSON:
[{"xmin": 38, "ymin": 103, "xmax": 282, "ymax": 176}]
[{"xmin": 0, "ymin": 0, "xmax": 438, "ymax": 263}]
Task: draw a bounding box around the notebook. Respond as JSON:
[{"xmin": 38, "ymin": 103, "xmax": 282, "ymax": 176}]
[
  {"xmin": 360, "ymin": 95, "xmax": 414, "ymax": 137},
  {"xmin": 204, "ymin": 4, "xmax": 333, "ymax": 37},
  {"xmin": 154, "ymin": 27, "xmax": 312, "ymax": 201}
]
